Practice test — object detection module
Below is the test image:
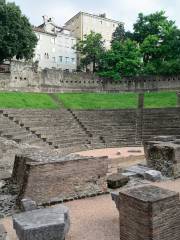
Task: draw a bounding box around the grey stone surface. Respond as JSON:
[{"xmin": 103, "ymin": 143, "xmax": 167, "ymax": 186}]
[
  {"xmin": 13, "ymin": 205, "xmax": 70, "ymax": 240},
  {"xmin": 121, "ymin": 172, "xmax": 138, "ymax": 177},
  {"xmin": 21, "ymin": 198, "xmax": 37, "ymax": 212},
  {"xmin": 144, "ymin": 170, "xmax": 162, "ymax": 182},
  {"xmin": 124, "ymin": 164, "xmax": 152, "ymax": 178}
]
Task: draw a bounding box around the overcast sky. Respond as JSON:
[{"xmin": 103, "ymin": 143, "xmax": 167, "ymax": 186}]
[{"xmin": 7, "ymin": 0, "xmax": 180, "ymax": 31}]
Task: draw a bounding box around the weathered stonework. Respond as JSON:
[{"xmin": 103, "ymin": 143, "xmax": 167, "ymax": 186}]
[
  {"xmin": 12, "ymin": 150, "xmax": 108, "ymax": 205},
  {"xmin": 118, "ymin": 185, "xmax": 180, "ymax": 240},
  {"xmin": 1, "ymin": 61, "xmax": 180, "ymax": 92},
  {"xmin": 144, "ymin": 136, "xmax": 180, "ymax": 177},
  {"xmin": 13, "ymin": 205, "xmax": 70, "ymax": 240}
]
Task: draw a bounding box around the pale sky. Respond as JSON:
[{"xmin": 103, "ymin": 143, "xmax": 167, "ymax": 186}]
[{"xmin": 7, "ymin": 0, "xmax": 180, "ymax": 31}]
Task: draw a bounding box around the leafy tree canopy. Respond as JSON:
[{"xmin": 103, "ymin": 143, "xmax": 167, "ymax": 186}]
[
  {"xmin": 127, "ymin": 11, "xmax": 180, "ymax": 75},
  {"xmin": 98, "ymin": 39, "xmax": 142, "ymax": 80},
  {"xmin": 0, "ymin": 1, "xmax": 37, "ymax": 63},
  {"xmin": 133, "ymin": 11, "xmax": 176, "ymax": 43},
  {"xmin": 75, "ymin": 31, "xmax": 105, "ymax": 72}
]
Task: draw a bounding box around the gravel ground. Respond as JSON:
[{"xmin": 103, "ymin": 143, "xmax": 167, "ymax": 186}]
[
  {"xmin": 1, "ymin": 194, "xmax": 119, "ymax": 240},
  {"xmin": 2, "ymin": 178, "xmax": 180, "ymax": 240}
]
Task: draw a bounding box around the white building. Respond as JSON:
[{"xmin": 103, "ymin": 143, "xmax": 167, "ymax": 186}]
[{"xmin": 34, "ymin": 16, "xmax": 77, "ymax": 72}]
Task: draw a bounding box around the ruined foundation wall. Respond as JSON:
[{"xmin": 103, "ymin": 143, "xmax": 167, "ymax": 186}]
[{"xmin": 13, "ymin": 153, "xmax": 108, "ymax": 205}]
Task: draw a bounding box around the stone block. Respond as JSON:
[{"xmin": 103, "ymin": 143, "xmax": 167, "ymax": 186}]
[
  {"xmin": 124, "ymin": 164, "xmax": 151, "ymax": 178},
  {"xmin": 144, "ymin": 170, "xmax": 162, "ymax": 182},
  {"xmin": 118, "ymin": 185, "xmax": 180, "ymax": 240},
  {"xmin": 13, "ymin": 205, "xmax": 70, "ymax": 240},
  {"xmin": 12, "ymin": 150, "xmax": 108, "ymax": 205},
  {"xmin": 107, "ymin": 173, "xmax": 129, "ymax": 189},
  {"xmin": 21, "ymin": 198, "xmax": 37, "ymax": 211},
  {"xmin": 144, "ymin": 140, "xmax": 180, "ymax": 177}
]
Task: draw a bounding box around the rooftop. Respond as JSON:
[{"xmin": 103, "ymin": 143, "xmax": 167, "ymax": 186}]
[{"xmin": 65, "ymin": 11, "xmax": 123, "ymax": 25}]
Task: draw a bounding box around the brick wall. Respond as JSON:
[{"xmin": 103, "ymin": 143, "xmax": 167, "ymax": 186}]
[
  {"xmin": 118, "ymin": 185, "xmax": 180, "ymax": 240},
  {"xmin": 13, "ymin": 151, "xmax": 108, "ymax": 205}
]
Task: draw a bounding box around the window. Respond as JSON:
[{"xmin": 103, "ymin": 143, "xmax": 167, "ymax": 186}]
[
  {"xmin": 52, "ymin": 57, "xmax": 56, "ymax": 62},
  {"xmin": 44, "ymin": 53, "xmax": 49, "ymax": 59},
  {"xmin": 71, "ymin": 58, "xmax": 75, "ymax": 64},
  {"xmin": 65, "ymin": 57, "xmax": 69, "ymax": 63},
  {"xmin": 59, "ymin": 56, "xmax": 63, "ymax": 63}
]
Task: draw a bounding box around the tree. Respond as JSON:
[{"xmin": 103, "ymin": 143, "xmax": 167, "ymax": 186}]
[
  {"xmin": 75, "ymin": 31, "xmax": 105, "ymax": 72},
  {"xmin": 98, "ymin": 39, "xmax": 142, "ymax": 80},
  {"xmin": 133, "ymin": 11, "xmax": 176, "ymax": 43},
  {"xmin": 0, "ymin": 1, "xmax": 38, "ymax": 63},
  {"xmin": 111, "ymin": 24, "xmax": 125, "ymax": 43},
  {"xmin": 131, "ymin": 11, "xmax": 180, "ymax": 75}
]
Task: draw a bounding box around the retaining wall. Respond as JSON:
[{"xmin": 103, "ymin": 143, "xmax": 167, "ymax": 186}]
[{"xmin": 0, "ymin": 61, "xmax": 180, "ymax": 92}]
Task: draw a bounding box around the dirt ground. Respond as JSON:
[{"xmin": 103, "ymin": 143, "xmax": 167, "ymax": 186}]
[{"xmin": 76, "ymin": 147, "xmax": 144, "ymax": 159}]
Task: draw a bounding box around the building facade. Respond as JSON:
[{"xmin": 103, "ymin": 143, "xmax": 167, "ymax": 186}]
[
  {"xmin": 65, "ymin": 12, "xmax": 123, "ymax": 49},
  {"xmin": 34, "ymin": 16, "xmax": 77, "ymax": 72}
]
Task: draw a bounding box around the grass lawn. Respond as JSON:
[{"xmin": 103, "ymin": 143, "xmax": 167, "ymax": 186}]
[
  {"xmin": 0, "ymin": 92, "xmax": 58, "ymax": 109},
  {"xmin": 144, "ymin": 92, "xmax": 177, "ymax": 108},
  {"xmin": 58, "ymin": 92, "xmax": 138, "ymax": 109},
  {"xmin": 0, "ymin": 91, "xmax": 177, "ymax": 109}
]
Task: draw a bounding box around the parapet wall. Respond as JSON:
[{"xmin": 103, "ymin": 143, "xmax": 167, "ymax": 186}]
[{"xmin": 0, "ymin": 60, "xmax": 180, "ymax": 92}]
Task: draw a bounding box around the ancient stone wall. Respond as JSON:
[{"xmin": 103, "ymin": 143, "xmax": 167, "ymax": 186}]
[
  {"xmin": 0, "ymin": 60, "xmax": 180, "ymax": 92},
  {"xmin": 12, "ymin": 151, "xmax": 108, "ymax": 205}
]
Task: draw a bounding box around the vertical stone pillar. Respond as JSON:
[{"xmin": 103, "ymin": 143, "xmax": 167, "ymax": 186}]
[
  {"xmin": 177, "ymin": 92, "xmax": 180, "ymax": 107},
  {"xmin": 138, "ymin": 93, "xmax": 144, "ymax": 109},
  {"xmin": 136, "ymin": 93, "xmax": 144, "ymax": 144},
  {"xmin": 118, "ymin": 185, "xmax": 180, "ymax": 240}
]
